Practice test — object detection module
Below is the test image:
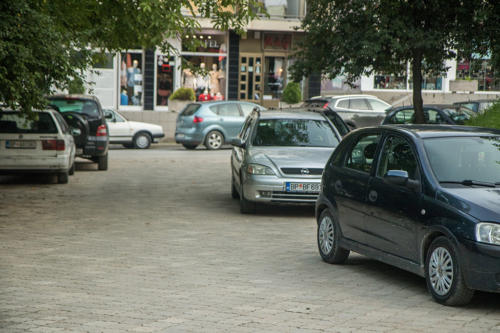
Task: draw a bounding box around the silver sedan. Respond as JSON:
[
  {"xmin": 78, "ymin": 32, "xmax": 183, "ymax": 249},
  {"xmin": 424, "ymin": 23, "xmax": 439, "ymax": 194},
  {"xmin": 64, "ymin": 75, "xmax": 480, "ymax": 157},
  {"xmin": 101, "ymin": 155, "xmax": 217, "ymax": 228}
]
[{"xmin": 231, "ymin": 110, "xmax": 342, "ymax": 213}]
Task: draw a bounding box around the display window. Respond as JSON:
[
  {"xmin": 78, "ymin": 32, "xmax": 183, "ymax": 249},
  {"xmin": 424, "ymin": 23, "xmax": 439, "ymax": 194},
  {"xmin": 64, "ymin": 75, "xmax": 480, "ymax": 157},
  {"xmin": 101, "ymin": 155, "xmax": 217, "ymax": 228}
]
[
  {"xmin": 156, "ymin": 55, "xmax": 175, "ymax": 106},
  {"xmin": 374, "ymin": 73, "xmax": 407, "ymax": 90},
  {"xmin": 263, "ymin": 56, "xmax": 286, "ymax": 100},
  {"xmin": 119, "ymin": 51, "xmax": 143, "ymax": 107},
  {"xmin": 409, "ymin": 75, "xmax": 443, "ymax": 90},
  {"xmin": 182, "ymin": 55, "xmax": 226, "ymax": 101},
  {"xmin": 321, "ymin": 75, "xmax": 360, "ymax": 92},
  {"xmin": 456, "ymin": 58, "xmax": 500, "ymax": 91}
]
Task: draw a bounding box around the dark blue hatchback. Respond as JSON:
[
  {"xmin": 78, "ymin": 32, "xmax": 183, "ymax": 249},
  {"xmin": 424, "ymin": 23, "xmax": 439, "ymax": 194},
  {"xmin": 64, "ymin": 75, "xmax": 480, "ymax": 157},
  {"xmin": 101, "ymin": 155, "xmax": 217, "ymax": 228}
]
[{"xmin": 316, "ymin": 125, "xmax": 500, "ymax": 306}]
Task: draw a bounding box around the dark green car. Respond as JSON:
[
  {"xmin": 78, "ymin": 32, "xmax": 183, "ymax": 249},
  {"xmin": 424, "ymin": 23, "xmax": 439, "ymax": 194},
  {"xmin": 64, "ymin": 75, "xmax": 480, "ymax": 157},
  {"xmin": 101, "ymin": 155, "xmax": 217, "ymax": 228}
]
[{"xmin": 316, "ymin": 125, "xmax": 500, "ymax": 306}]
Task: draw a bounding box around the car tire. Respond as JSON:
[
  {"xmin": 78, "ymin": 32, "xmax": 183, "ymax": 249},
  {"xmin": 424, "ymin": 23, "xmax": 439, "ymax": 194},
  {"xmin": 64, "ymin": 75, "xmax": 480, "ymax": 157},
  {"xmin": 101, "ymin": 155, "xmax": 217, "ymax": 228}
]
[
  {"xmin": 133, "ymin": 132, "xmax": 151, "ymax": 149},
  {"xmin": 231, "ymin": 176, "xmax": 239, "ymax": 199},
  {"xmin": 97, "ymin": 153, "xmax": 108, "ymax": 171},
  {"xmin": 57, "ymin": 171, "xmax": 69, "ymax": 184},
  {"xmin": 204, "ymin": 130, "xmax": 224, "ymax": 150},
  {"xmin": 239, "ymin": 183, "xmax": 256, "ymax": 214},
  {"xmin": 182, "ymin": 144, "xmax": 198, "ymax": 150},
  {"xmin": 425, "ymin": 236, "xmax": 474, "ymax": 306},
  {"xmin": 68, "ymin": 162, "xmax": 75, "ymax": 175},
  {"xmin": 317, "ymin": 209, "xmax": 349, "ymax": 264}
]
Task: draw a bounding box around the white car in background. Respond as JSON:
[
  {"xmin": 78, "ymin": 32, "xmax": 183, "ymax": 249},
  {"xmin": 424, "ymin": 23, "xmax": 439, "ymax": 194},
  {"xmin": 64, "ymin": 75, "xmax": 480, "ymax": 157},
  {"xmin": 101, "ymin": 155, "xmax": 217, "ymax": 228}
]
[
  {"xmin": 0, "ymin": 109, "xmax": 76, "ymax": 183},
  {"xmin": 104, "ymin": 109, "xmax": 165, "ymax": 149}
]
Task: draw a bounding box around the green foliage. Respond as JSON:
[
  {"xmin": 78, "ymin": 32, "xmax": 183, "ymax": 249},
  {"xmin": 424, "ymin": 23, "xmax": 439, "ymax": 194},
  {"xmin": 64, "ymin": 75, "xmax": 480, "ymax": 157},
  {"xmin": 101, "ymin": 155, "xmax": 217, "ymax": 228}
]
[
  {"xmin": 290, "ymin": 0, "xmax": 499, "ymax": 124},
  {"xmin": 281, "ymin": 82, "xmax": 302, "ymax": 104},
  {"xmin": 465, "ymin": 102, "xmax": 500, "ymax": 129},
  {"xmin": 0, "ymin": 0, "xmax": 265, "ymax": 116},
  {"xmin": 68, "ymin": 77, "xmax": 86, "ymax": 95},
  {"xmin": 170, "ymin": 88, "xmax": 196, "ymax": 101}
]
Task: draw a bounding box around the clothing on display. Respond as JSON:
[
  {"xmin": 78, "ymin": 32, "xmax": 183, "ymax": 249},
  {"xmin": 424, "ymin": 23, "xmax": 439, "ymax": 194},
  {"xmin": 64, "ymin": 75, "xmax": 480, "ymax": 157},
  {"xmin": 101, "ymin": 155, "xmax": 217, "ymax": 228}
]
[
  {"xmin": 182, "ymin": 69, "xmax": 196, "ymax": 89},
  {"xmin": 209, "ymin": 64, "xmax": 220, "ymax": 94}
]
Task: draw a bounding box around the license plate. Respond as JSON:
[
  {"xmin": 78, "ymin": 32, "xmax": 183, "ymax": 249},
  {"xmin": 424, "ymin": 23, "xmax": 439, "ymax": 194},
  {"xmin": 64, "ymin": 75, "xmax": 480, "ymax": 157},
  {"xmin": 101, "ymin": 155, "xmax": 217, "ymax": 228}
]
[
  {"xmin": 5, "ymin": 140, "xmax": 37, "ymax": 149},
  {"xmin": 176, "ymin": 133, "xmax": 185, "ymax": 138},
  {"xmin": 285, "ymin": 182, "xmax": 320, "ymax": 193}
]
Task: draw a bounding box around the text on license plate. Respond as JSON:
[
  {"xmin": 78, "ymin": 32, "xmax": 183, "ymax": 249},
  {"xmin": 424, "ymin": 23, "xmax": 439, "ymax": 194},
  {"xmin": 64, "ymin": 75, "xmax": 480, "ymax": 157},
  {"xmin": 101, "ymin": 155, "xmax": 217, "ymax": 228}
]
[
  {"xmin": 5, "ymin": 140, "xmax": 37, "ymax": 149},
  {"xmin": 286, "ymin": 182, "xmax": 320, "ymax": 193}
]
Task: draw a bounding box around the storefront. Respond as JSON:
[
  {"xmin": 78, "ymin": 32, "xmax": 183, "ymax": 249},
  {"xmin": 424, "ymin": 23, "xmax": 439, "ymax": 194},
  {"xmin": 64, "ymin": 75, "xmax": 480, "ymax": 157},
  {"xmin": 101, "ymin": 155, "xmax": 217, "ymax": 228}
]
[{"xmin": 238, "ymin": 31, "xmax": 299, "ymax": 107}]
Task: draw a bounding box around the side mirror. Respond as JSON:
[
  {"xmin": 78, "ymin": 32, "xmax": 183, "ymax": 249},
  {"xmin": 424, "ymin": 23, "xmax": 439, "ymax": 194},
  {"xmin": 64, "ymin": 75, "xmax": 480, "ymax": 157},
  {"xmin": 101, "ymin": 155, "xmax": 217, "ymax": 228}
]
[
  {"xmin": 384, "ymin": 170, "xmax": 409, "ymax": 186},
  {"xmin": 104, "ymin": 113, "xmax": 113, "ymax": 120},
  {"xmin": 231, "ymin": 138, "xmax": 246, "ymax": 148}
]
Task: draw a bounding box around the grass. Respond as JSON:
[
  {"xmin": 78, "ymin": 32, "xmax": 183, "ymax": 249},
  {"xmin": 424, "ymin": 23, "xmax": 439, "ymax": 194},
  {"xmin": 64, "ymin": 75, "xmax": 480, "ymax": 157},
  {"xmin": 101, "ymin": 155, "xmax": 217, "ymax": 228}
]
[{"xmin": 465, "ymin": 101, "xmax": 500, "ymax": 129}]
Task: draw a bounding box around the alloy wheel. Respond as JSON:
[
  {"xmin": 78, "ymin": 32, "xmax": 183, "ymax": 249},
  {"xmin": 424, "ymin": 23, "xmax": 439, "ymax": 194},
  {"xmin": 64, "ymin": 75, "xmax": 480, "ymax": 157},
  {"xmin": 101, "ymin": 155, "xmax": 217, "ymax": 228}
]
[
  {"xmin": 208, "ymin": 132, "xmax": 222, "ymax": 149},
  {"xmin": 319, "ymin": 215, "xmax": 335, "ymax": 255},
  {"xmin": 429, "ymin": 246, "xmax": 454, "ymax": 296},
  {"xmin": 135, "ymin": 134, "xmax": 150, "ymax": 149}
]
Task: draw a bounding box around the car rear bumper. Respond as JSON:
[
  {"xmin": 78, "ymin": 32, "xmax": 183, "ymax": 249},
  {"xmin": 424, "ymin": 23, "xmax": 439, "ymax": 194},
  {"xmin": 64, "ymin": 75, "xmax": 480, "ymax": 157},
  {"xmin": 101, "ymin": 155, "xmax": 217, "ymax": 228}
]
[
  {"xmin": 80, "ymin": 136, "xmax": 108, "ymax": 157},
  {"xmin": 175, "ymin": 132, "xmax": 203, "ymax": 145},
  {"xmin": 242, "ymin": 174, "xmax": 321, "ymax": 204},
  {"xmin": 459, "ymin": 239, "xmax": 500, "ymax": 293},
  {"xmin": 0, "ymin": 155, "xmax": 71, "ymax": 173}
]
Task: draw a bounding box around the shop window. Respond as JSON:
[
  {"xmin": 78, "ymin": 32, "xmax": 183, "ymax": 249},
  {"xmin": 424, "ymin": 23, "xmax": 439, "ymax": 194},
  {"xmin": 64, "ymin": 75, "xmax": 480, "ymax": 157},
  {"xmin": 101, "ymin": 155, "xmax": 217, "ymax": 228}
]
[
  {"xmin": 321, "ymin": 75, "xmax": 360, "ymax": 93},
  {"xmin": 120, "ymin": 52, "xmax": 143, "ymax": 106},
  {"xmin": 456, "ymin": 57, "xmax": 500, "ymax": 91},
  {"xmin": 263, "ymin": 56, "xmax": 285, "ymax": 100},
  {"xmin": 374, "ymin": 73, "xmax": 407, "ymax": 90},
  {"xmin": 93, "ymin": 53, "xmax": 114, "ymax": 69},
  {"xmin": 182, "ymin": 55, "xmax": 226, "ymax": 100},
  {"xmin": 156, "ymin": 55, "xmax": 175, "ymax": 106}
]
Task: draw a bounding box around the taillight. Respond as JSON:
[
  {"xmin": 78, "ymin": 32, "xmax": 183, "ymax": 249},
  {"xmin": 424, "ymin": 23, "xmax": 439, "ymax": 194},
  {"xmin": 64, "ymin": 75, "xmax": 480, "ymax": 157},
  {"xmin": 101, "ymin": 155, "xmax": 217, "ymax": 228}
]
[
  {"xmin": 193, "ymin": 116, "xmax": 204, "ymax": 123},
  {"xmin": 42, "ymin": 140, "xmax": 65, "ymax": 151},
  {"xmin": 96, "ymin": 124, "xmax": 107, "ymax": 136},
  {"xmin": 323, "ymin": 102, "xmax": 329, "ymax": 109}
]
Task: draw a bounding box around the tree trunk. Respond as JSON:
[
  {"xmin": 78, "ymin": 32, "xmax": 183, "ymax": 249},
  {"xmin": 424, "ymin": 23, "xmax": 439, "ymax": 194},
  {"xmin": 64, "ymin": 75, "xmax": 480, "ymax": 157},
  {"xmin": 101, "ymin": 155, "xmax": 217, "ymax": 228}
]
[{"xmin": 411, "ymin": 54, "xmax": 425, "ymax": 124}]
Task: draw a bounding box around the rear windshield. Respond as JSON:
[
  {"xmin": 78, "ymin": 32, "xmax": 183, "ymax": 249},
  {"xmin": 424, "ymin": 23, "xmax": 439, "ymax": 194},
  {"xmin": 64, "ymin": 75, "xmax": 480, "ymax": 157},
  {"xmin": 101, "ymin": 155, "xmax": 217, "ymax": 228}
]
[
  {"xmin": 181, "ymin": 104, "xmax": 201, "ymax": 116},
  {"xmin": 252, "ymin": 118, "xmax": 339, "ymax": 147},
  {"xmin": 49, "ymin": 98, "xmax": 100, "ymax": 117},
  {"xmin": 0, "ymin": 112, "xmax": 58, "ymax": 134}
]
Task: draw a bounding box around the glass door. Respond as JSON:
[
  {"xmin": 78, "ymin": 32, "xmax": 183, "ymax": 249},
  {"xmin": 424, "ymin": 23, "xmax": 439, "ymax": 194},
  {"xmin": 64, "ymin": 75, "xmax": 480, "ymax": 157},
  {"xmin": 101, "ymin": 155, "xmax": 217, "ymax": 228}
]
[{"xmin": 239, "ymin": 53, "xmax": 263, "ymax": 103}]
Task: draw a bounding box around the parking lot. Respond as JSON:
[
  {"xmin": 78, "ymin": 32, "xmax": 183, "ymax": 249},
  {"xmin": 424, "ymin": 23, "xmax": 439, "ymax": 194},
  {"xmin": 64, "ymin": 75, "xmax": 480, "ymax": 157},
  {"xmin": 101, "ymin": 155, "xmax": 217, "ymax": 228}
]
[{"xmin": 1, "ymin": 145, "xmax": 500, "ymax": 333}]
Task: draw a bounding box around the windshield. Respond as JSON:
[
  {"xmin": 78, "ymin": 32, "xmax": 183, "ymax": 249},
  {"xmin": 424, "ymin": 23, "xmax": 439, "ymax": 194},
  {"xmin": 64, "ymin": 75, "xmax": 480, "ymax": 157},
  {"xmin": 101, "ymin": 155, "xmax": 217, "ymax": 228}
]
[
  {"xmin": 49, "ymin": 99, "xmax": 100, "ymax": 117},
  {"xmin": 0, "ymin": 112, "xmax": 58, "ymax": 134},
  {"xmin": 252, "ymin": 118, "xmax": 339, "ymax": 147},
  {"xmin": 181, "ymin": 104, "xmax": 201, "ymax": 116},
  {"xmin": 424, "ymin": 136, "xmax": 500, "ymax": 184}
]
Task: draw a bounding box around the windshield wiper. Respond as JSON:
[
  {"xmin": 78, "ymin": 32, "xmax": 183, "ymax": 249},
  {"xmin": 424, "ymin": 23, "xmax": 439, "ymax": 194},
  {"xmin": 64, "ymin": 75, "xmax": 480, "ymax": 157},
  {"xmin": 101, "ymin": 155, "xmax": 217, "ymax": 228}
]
[{"xmin": 440, "ymin": 180, "xmax": 497, "ymax": 187}]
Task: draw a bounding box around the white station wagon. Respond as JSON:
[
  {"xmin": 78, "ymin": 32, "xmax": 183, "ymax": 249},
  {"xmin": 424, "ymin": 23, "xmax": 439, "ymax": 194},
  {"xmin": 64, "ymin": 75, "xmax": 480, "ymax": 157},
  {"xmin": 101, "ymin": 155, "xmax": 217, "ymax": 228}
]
[
  {"xmin": 104, "ymin": 109, "xmax": 165, "ymax": 149},
  {"xmin": 0, "ymin": 109, "xmax": 76, "ymax": 183}
]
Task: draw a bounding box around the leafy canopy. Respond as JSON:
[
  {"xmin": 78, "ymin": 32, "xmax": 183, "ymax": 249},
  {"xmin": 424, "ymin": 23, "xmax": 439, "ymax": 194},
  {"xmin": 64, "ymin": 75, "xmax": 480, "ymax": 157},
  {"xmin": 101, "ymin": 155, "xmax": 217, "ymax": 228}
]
[
  {"xmin": 0, "ymin": 0, "xmax": 264, "ymax": 115},
  {"xmin": 290, "ymin": 0, "xmax": 499, "ymax": 123}
]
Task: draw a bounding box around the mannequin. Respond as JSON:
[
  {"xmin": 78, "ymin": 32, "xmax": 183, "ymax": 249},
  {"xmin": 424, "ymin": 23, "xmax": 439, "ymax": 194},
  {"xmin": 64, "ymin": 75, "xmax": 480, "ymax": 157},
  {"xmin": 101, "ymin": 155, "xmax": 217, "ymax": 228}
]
[
  {"xmin": 195, "ymin": 62, "xmax": 210, "ymax": 95},
  {"xmin": 217, "ymin": 67, "xmax": 226, "ymax": 97},
  {"xmin": 209, "ymin": 64, "xmax": 220, "ymax": 94},
  {"xmin": 127, "ymin": 60, "xmax": 141, "ymax": 105},
  {"xmin": 218, "ymin": 43, "xmax": 227, "ymax": 70},
  {"xmin": 182, "ymin": 68, "xmax": 196, "ymax": 90}
]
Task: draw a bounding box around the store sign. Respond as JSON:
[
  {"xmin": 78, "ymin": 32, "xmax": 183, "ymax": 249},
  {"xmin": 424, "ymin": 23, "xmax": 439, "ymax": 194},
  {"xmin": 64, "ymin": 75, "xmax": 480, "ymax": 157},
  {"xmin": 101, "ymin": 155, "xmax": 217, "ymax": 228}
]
[{"xmin": 263, "ymin": 33, "xmax": 292, "ymax": 51}]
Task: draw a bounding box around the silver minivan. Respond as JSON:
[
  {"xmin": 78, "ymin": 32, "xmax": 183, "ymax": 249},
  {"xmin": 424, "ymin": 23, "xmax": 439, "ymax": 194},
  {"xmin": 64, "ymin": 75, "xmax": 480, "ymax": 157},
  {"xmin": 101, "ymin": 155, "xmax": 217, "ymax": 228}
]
[{"xmin": 175, "ymin": 101, "xmax": 264, "ymax": 150}]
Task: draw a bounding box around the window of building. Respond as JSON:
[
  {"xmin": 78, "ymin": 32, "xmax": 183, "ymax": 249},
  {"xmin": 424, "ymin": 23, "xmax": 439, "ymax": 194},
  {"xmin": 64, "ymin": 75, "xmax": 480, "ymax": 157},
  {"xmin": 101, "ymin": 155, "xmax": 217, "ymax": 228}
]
[
  {"xmin": 374, "ymin": 73, "xmax": 407, "ymax": 90},
  {"xmin": 456, "ymin": 57, "xmax": 500, "ymax": 91},
  {"xmin": 263, "ymin": 56, "xmax": 285, "ymax": 100},
  {"xmin": 156, "ymin": 55, "xmax": 175, "ymax": 106},
  {"xmin": 119, "ymin": 52, "xmax": 143, "ymax": 107},
  {"xmin": 182, "ymin": 55, "xmax": 226, "ymax": 101}
]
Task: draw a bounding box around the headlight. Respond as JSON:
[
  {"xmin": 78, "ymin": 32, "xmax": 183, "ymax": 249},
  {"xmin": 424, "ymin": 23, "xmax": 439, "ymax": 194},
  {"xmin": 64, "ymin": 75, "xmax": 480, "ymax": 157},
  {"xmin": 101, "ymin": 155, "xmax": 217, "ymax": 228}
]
[
  {"xmin": 476, "ymin": 222, "xmax": 500, "ymax": 245},
  {"xmin": 246, "ymin": 163, "xmax": 275, "ymax": 175}
]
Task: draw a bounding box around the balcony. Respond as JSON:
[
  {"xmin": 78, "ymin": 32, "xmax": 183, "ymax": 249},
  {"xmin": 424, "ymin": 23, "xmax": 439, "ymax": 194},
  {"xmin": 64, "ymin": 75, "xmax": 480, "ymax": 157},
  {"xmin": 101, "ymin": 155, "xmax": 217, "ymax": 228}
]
[{"xmin": 258, "ymin": 0, "xmax": 306, "ymax": 20}]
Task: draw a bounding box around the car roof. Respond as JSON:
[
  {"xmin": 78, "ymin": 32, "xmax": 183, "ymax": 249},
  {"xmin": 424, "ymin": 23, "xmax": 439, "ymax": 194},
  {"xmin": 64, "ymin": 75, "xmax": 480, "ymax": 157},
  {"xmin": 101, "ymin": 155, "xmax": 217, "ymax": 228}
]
[
  {"xmin": 198, "ymin": 101, "xmax": 256, "ymax": 106},
  {"xmin": 310, "ymin": 94, "xmax": 378, "ymax": 100},
  {"xmin": 258, "ymin": 110, "xmax": 326, "ymax": 120},
  {"xmin": 48, "ymin": 94, "xmax": 100, "ymax": 102},
  {"xmin": 454, "ymin": 99, "xmax": 497, "ymax": 104},
  {"xmin": 389, "ymin": 104, "xmax": 454, "ymax": 111},
  {"xmin": 364, "ymin": 125, "xmax": 500, "ymax": 139}
]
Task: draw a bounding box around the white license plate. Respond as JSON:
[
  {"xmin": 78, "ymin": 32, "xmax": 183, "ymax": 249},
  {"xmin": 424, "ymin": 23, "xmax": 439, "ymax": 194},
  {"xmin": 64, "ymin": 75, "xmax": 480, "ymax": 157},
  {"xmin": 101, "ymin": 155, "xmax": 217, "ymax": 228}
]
[
  {"xmin": 176, "ymin": 133, "xmax": 185, "ymax": 138},
  {"xmin": 285, "ymin": 182, "xmax": 320, "ymax": 193},
  {"xmin": 5, "ymin": 140, "xmax": 37, "ymax": 149}
]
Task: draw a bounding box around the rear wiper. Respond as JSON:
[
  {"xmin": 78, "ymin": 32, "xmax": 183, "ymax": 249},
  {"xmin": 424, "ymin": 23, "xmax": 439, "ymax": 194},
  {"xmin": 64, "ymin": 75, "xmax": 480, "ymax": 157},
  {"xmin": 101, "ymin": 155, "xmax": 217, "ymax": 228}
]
[{"xmin": 440, "ymin": 180, "xmax": 497, "ymax": 187}]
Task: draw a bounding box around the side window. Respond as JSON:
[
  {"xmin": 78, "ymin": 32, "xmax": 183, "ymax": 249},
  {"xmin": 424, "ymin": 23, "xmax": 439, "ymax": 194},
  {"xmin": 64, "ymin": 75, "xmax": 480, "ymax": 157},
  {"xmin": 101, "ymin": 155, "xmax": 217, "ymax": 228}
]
[
  {"xmin": 337, "ymin": 99, "xmax": 349, "ymax": 109},
  {"xmin": 217, "ymin": 104, "xmax": 241, "ymax": 117},
  {"xmin": 240, "ymin": 103, "xmax": 258, "ymax": 117},
  {"xmin": 53, "ymin": 112, "xmax": 68, "ymax": 134},
  {"xmin": 326, "ymin": 112, "xmax": 349, "ymax": 137},
  {"xmin": 367, "ymin": 99, "xmax": 389, "ymax": 112},
  {"xmin": 426, "ymin": 110, "xmax": 444, "ymax": 124},
  {"xmin": 345, "ymin": 134, "xmax": 381, "ymax": 173},
  {"xmin": 377, "ymin": 136, "xmax": 418, "ymax": 180},
  {"xmin": 391, "ymin": 109, "xmax": 415, "ymax": 124},
  {"xmin": 114, "ymin": 112, "xmax": 126, "ymax": 123},
  {"xmin": 349, "ymin": 98, "xmax": 371, "ymax": 110},
  {"xmin": 104, "ymin": 110, "xmax": 115, "ymax": 122}
]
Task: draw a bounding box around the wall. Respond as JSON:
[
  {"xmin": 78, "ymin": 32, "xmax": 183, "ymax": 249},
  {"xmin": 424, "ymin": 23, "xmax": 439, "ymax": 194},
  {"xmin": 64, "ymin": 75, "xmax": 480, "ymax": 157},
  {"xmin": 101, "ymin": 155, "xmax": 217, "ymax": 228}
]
[{"xmin": 120, "ymin": 111, "xmax": 178, "ymax": 142}]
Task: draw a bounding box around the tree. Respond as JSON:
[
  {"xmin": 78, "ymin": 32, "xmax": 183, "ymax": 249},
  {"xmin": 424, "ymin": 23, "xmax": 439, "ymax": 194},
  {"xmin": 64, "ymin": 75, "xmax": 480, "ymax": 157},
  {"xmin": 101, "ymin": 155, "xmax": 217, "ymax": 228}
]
[
  {"xmin": 290, "ymin": 0, "xmax": 499, "ymax": 124},
  {"xmin": 0, "ymin": 0, "xmax": 263, "ymax": 115}
]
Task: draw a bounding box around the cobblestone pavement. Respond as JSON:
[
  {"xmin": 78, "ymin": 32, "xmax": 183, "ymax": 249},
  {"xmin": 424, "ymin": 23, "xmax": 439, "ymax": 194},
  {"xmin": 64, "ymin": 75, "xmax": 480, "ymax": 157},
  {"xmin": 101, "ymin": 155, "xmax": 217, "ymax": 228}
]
[{"xmin": 1, "ymin": 146, "xmax": 500, "ymax": 333}]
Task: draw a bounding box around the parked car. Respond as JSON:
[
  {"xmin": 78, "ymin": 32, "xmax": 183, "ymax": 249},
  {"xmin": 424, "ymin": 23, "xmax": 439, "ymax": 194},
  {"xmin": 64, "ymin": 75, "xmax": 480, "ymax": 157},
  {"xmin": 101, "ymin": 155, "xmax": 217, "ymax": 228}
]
[
  {"xmin": 103, "ymin": 109, "xmax": 164, "ymax": 149},
  {"xmin": 175, "ymin": 101, "xmax": 265, "ymax": 150},
  {"xmin": 299, "ymin": 106, "xmax": 356, "ymax": 136},
  {"xmin": 453, "ymin": 99, "xmax": 496, "ymax": 114},
  {"xmin": 382, "ymin": 105, "xmax": 475, "ymax": 125},
  {"xmin": 316, "ymin": 124, "xmax": 500, "ymax": 305},
  {"xmin": 0, "ymin": 109, "xmax": 75, "ymax": 183},
  {"xmin": 231, "ymin": 109, "xmax": 342, "ymax": 213},
  {"xmin": 303, "ymin": 95, "xmax": 391, "ymax": 127},
  {"xmin": 48, "ymin": 95, "xmax": 109, "ymax": 170}
]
